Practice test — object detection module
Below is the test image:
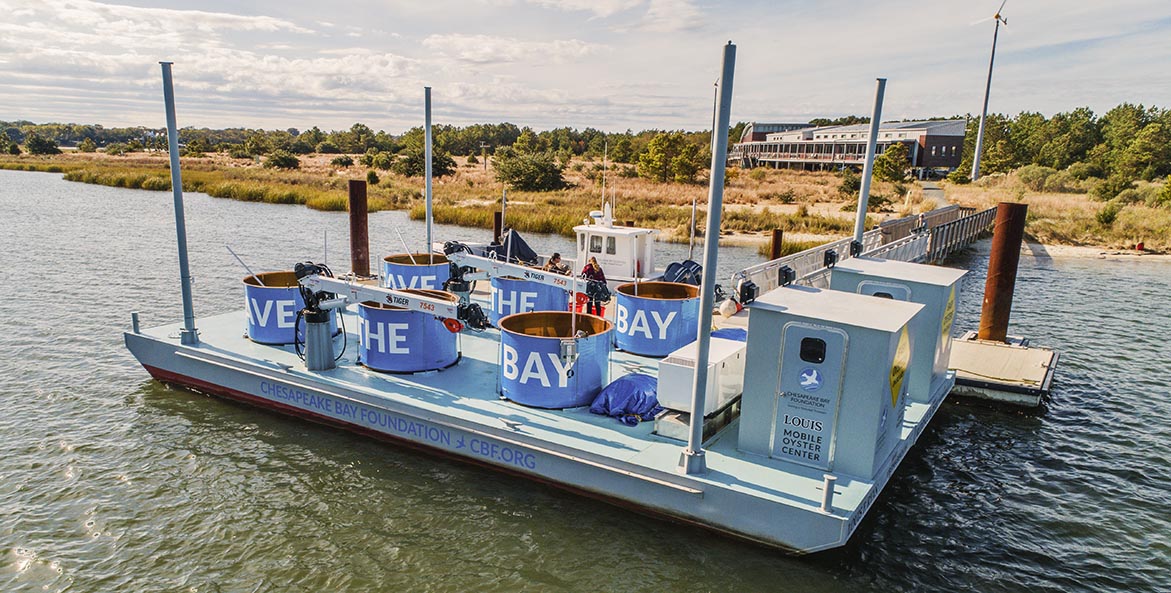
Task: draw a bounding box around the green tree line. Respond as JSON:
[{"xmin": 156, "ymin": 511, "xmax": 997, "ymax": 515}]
[{"xmin": 946, "ymin": 104, "xmax": 1171, "ymax": 200}]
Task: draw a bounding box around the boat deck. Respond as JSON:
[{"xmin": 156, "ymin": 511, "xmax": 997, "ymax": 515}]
[{"xmin": 128, "ymin": 298, "xmax": 947, "ymax": 552}]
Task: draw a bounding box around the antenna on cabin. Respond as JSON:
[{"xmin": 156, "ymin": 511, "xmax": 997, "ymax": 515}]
[
  {"xmin": 601, "ymin": 139, "xmax": 608, "ymax": 213},
  {"xmin": 971, "ymin": 0, "xmax": 1009, "ymax": 182}
]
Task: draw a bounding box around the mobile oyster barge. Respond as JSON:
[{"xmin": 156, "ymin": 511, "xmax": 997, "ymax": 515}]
[{"xmin": 127, "ymin": 50, "xmax": 996, "ymax": 554}]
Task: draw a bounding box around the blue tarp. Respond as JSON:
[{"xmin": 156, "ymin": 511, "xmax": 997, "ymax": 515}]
[
  {"xmin": 711, "ymin": 327, "xmax": 747, "ymax": 342},
  {"xmin": 589, "ymin": 373, "xmax": 664, "ymax": 426}
]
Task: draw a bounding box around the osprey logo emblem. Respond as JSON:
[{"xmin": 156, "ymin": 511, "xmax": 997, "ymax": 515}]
[{"xmin": 799, "ymin": 368, "xmax": 822, "ymax": 391}]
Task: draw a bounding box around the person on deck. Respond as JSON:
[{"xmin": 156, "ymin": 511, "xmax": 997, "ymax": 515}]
[
  {"xmin": 581, "ymin": 257, "xmax": 607, "ymax": 315},
  {"xmin": 543, "ymin": 252, "xmax": 570, "ymax": 275}
]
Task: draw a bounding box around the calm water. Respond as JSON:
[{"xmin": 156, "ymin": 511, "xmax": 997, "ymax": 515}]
[{"xmin": 1, "ymin": 169, "xmax": 1167, "ymax": 592}]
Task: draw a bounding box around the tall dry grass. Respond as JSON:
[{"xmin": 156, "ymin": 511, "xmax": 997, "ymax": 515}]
[{"xmin": 942, "ymin": 172, "xmax": 1171, "ymax": 251}]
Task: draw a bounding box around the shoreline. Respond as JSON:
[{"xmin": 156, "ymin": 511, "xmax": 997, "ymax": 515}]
[
  {"xmin": 2, "ymin": 160, "xmax": 1164, "ymax": 258},
  {"xmin": 969, "ymin": 238, "xmax": 1171, "ymax": 261}
]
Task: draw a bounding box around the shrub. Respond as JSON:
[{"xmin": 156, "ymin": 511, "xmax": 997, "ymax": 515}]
[
  {"xmin": 263, "ymin": 150, "xmax": 300, "ymax": 169},
  {"xmin": 24, "ymin": 133, "xmax": 61, "ymax": 155},
  {"xmin": 838, "ymin": 169, "xmax": 860, "ymax": 197},
  {"xmin": 748, "ymin": 167, "xmax": 768, "ymax": 182},
  {"xmin": 77, "ymin": 138, "xmax": 98, "ymax": 153},
  {"xmin": 1042, "ymin": 170, "xmax": 1079, "ymax": 193},
  {"xmin": 947, "ymin": 168, "xmax": 971, "ymax": 184},
  {"xmin": 1114, "ymin": 188, "xmax": 1142, "ymax": 205},
  {"xmin": 1095, "ymin": 200, "xmax": 1123, "ymax": 226},
  {"xmin": 1017, "ymin": 164, "xmax": 1057, "ymax": 192},
  {"xmin": 391, "ymin": 146, "xmax": 456, "ymax": 177},
  {"xmin": 366, "ymin": 170, "xmax": 380, "ymax": 185},
  {"xmin": 467, "ymin": 153, "xmax": 479, "ymax": 165},
  {"xmin": 372, "ymin": 152, "xmax": 393, "ymax": 170},
  {"xmin": 494, "ymin": 149, "xmax": 566, "ymax": 191},
  {"xmin": 330, "ymin": 155, "xmax": 354, "ymax": 167},
  {"xmin": 315, "ymin": 141, "xmax": 341, "ymax": 154},
  {"xmin": 1066, "ymin": 161, "xmax": 1103, "ymax": 180},
  {"xmin": 1091, "ymin": 173, "xmax": 1134, "ymax": 201},
  {"xmin": 1152, "ymin": 175, "xmax": 1171, "ymax": 208},
  {"xmin": 226, "ymin": 145, "xmax": 250, "ymax": 159}
]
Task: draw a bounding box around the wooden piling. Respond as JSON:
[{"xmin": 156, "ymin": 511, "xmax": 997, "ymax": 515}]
[
  {"xmin": 770, "ymin": 229, "xmax": 784, "ymax": 260},
  {"xmin": 348, "ymin": 180, "xmax": 370, "ymax": 276}
]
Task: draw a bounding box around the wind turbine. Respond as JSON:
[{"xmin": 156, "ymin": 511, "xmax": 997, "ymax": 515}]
[{"xmin": 971, "ymin": 0, "xmax": 1008, "ymax": 182}]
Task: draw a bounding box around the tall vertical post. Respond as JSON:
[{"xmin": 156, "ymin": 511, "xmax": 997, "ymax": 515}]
[
  {"xmin": 770, "ymin": 229, "xmax": 784, "ymax": 260},
  {"xmin": 679, "ymin": 41, "xmax": 736, "ymax": 476},
  {"xmin": 424, "ymin": 87, "xmax": 433, "ymax": 262},
  {"xmin": 348, "ymin": 179, "xmax": 370, "ymax": 276},
  {"xmin": 853, "ymin": 78, "xmax": 887, "ymax": 245},
  {"xmin": 160, "ymin": 62, "xmax": 198, "ymax": 346},
  {"xmin": 971, "ymin": 19, "xmax": 1001, "ymax": 182},
  {"xmin": 978, "ymin": 202, "xmax": 1027, "ymax": 342}
]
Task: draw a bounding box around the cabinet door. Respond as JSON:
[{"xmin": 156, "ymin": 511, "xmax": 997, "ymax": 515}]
[{"xmin": 770, "ymin": 323, "xmax": 848, "ymax": 470}]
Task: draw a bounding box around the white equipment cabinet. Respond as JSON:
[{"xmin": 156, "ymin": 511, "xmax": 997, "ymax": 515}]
[{"xmin": 657, "ymin": 337, "xmax": 746, "ymax": 416}]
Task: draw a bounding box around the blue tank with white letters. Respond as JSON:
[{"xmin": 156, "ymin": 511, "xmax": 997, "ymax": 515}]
[
  {"xmin": 498, "ymin": 312, "xmax": 611, "ymax": 408},
  {"xmin": 613, "ymin": 281, "xmax": 700, "ymax": 357},
  {"xmin": 381, "ymin": 253, "xmax": 450, "ymax": 291},
  {"xmin": 489, "ymin": 276, "xmax": 570, "ymax": 326},
  {"xmin": 243, "ymin": 271, "xmax": 337, "ymax": 345},
  {"xmin": 358, "ymin": 289, "xmax": 459, "ymax": 373}
]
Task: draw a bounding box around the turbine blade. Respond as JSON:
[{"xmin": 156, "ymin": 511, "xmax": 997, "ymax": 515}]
[
  {"xmin": 997, "ymin": 0, "xmax": 1008, "ymax": 16},
  {"xmin": 970, "ymin": 15, "xmax": 994, "ymax": 25}
]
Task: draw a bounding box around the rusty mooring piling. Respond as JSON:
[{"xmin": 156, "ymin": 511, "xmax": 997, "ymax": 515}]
[
  {"xmin": 978, "ymin": 202, "xmax": 1027, "ymax": 342},
  {"xmin": 348, "ymin": 179, "xmax": 370, "ymax": 277}
]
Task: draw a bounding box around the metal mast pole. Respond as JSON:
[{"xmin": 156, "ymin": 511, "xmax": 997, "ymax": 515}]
[
  {"xmin": 971, "ymin": 18, "xmax": 1001, "ymax": 182},
  {"xmin": 679, "ymin": 41, "xmax": 736, "ymax": 476},
  {"xmin": 853, "ymin": 78, "xmax": 887, "ymax": 245},
  {"xmin": 160, "ymin": 62, "xmax": 198, "ymax": 345},
  {"xmin": 424, "ymin": 87, "xmax": 433, "ymax": 262}
]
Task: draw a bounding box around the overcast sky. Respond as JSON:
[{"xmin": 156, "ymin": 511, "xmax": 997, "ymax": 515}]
[{"xmin": 2, "ymin": 0, "xmax": 1169, "ymax": 133}]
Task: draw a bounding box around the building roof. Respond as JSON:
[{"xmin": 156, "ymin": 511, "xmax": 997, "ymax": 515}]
[{"xmin": 812, "ymin": 120, "xmax": 966, "ymax": 136}]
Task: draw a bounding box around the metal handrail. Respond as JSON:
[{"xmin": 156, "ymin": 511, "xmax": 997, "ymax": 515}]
[{"xmin": 730, "ymin": 205, "xmax": 997, "ymax": 295}]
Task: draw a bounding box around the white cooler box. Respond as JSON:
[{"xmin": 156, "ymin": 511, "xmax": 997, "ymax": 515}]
[{"xmin": 657, "ymin": 337, "xmax": 747, "ymax": 416}]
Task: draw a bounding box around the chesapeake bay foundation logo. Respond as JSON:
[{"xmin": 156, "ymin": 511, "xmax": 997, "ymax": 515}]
[{"xmin": 799, "ymin": 368, "xmax": 823, "ymax": 391}]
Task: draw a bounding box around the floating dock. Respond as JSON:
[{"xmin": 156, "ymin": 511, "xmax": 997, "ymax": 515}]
[{"xmin": 949, "ymin": 332, "xmax": 1058, "ymax": 408}]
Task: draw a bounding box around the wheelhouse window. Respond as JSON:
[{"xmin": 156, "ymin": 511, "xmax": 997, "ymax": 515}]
[
  {"xmin": 589, "ymin": 235, "xmax": 602, "ymax": 253},
  {"xmin": 606, "ymin": 237, "xmax": 616, "ymax": 255}
]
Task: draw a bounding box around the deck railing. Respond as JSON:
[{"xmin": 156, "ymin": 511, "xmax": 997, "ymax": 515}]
[{"xmin": 730, "ymin": 205, "xmax": 996, "ymax": 295}]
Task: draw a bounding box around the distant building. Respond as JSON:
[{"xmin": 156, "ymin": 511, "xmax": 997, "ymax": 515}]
[
  {"xmin": 737, "ymin": 122, "xmax": 814, "ymax": 143},
  {"xmin": 730, "ymin": 119, "xmax": 966, "ymax": 176}
]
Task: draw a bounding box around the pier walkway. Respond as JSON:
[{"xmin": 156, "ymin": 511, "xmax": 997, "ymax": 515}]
[{"xmin": 732, "ymin": 205, "xmax": 996, "ymax": 291}]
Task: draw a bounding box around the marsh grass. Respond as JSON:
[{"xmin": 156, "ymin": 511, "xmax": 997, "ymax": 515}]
[
  {"xmin": 0, "ymin": 152, "xmax": 969, "ymax": 244},
  {"xmin": 943, "ymin": 171, "xmax": 1171, "ymax": 250},
  {"xmin": 756, "ymin": 238, "xmax": 828, "ymax": 257}
]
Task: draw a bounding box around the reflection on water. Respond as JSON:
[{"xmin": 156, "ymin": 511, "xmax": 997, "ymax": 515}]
[{"xmin": 1, "ymin": 169, "xmax": 1168, "ymax": 592}]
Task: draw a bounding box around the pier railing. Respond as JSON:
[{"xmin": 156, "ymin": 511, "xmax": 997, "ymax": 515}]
[
  {"xmin": 924, "ymin": 206, "xmax": 995, "ymax": 263},
  {"xmin": 731, "ymin": 205, "xmax": 996, "ymax": 294}
]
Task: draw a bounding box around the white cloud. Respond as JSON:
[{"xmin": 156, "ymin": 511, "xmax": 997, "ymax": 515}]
[
  {"xmin": 526, "ymin": 0, "xmax": 643, "ymax": 18},
  {"xmin": 636, "ymin": 0, "xmax": 703, "ymax": 33},
  {"xmin": 422, "ymin": 34, "xmax": 604, "ymax": 64}
]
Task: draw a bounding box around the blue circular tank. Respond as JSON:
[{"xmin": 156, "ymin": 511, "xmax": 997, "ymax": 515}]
[
  {"xmin": 613, "ymin": 282, "xmax": 700, "ymax": 357},
  {"xmin": 358, "ymin": 289, "xmax": 460, "ymax": 373},
  {"xmin": 489, "ymin": 276, "xmax": 570, "ymax": 326},
  {"xmin": 243, "ymin": 271, "xmax": 337, "ymax": 345},
  {"xmin": 381, "ymin": 253, "xmax": 450, "ymax": 291},
  {"xmin": 498, "ymin": 312, "xmax": 611, "ymax": 409}
]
